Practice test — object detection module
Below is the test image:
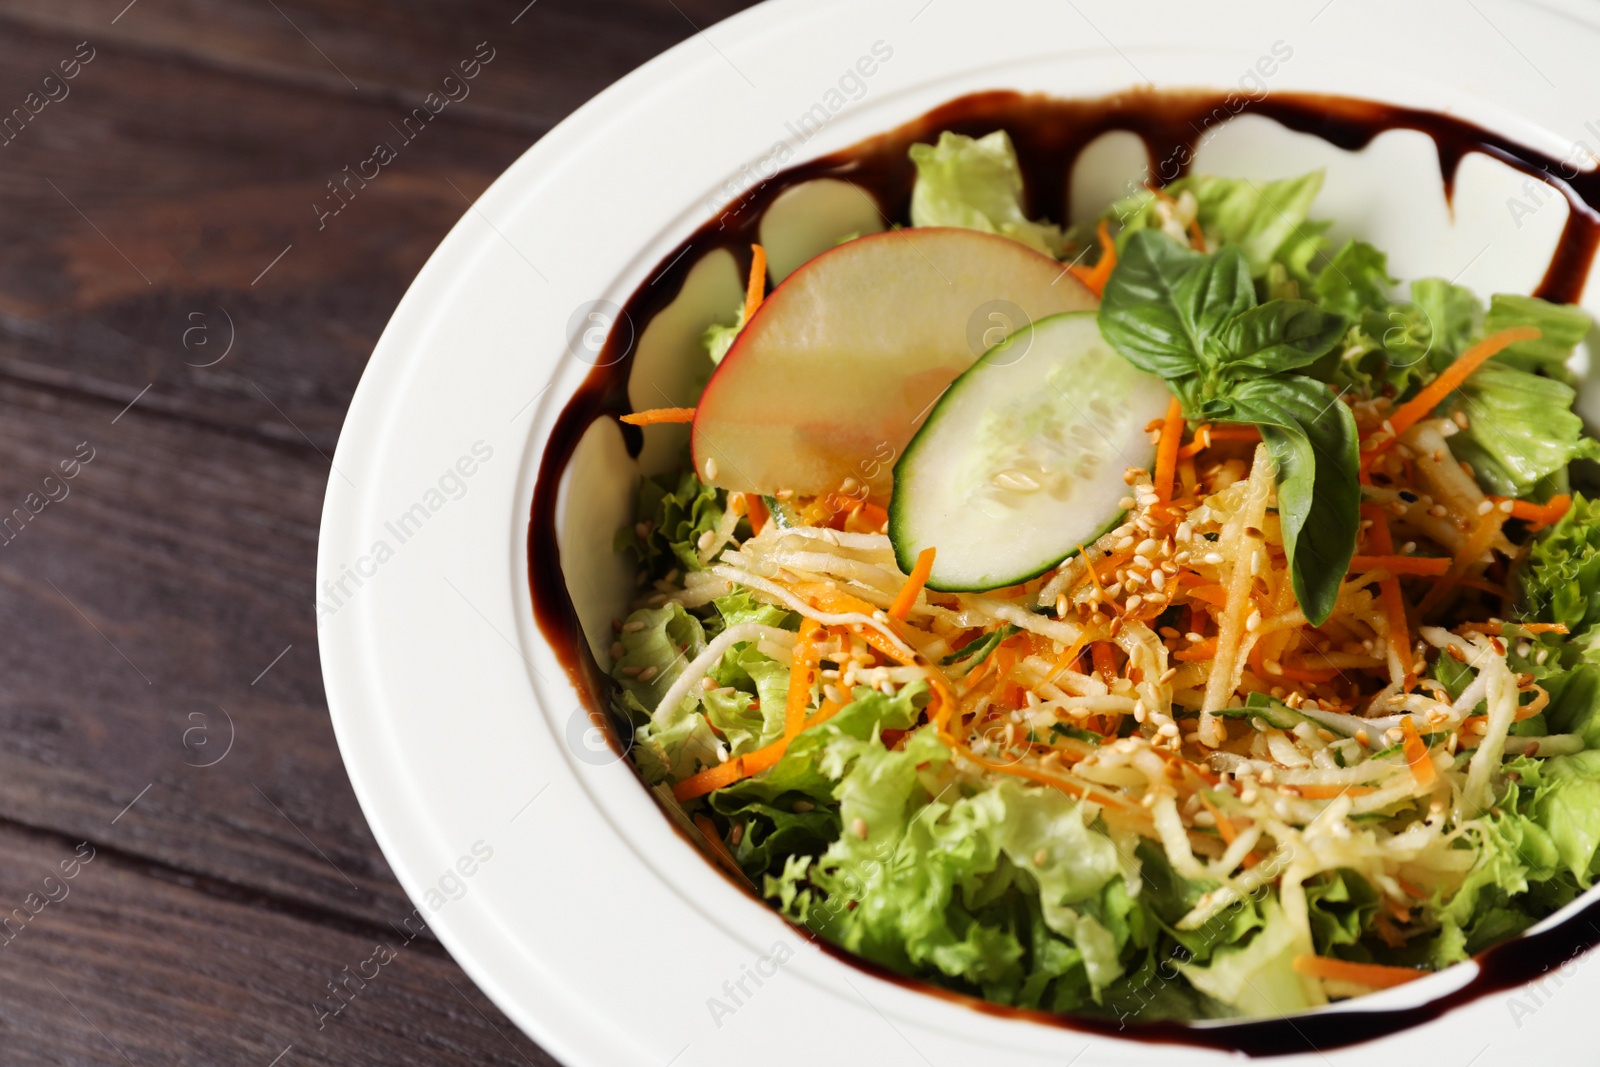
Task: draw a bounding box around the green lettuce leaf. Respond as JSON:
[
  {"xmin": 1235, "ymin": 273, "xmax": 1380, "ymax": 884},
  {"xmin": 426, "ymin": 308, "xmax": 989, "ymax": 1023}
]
[
  {"xmin": 1411, "ymin": 277, "xmax": 1483, "ymax": 362},
  {"xmin": 614, "ymin": 470, "xmax": 725, "ymax": 579},
  {"xmin": 1312, "ymin": 239, "xmax": 1394, "ymax": 320},
  {"xmin": 1483, "ymin": 294, "xmax": 1593, "ymax": 380},
  {"xmin": 1446, "ymin": 362, "xmax": 1600, "ymax": 498},
  {"xmin": 1176, "ymin": 898, "xmax": 1315, "ymax": 1017},
  {"xmin": 1522, "ymin": 494, "xmax": 1600, "ymax": 636},
  {"xmin": 1117, "ymin": 171, "xmax": 1326, "ymax": 278},
  {"xmin": 908, "ymin": 131, "xmax": 1065, "ymax": 257}
]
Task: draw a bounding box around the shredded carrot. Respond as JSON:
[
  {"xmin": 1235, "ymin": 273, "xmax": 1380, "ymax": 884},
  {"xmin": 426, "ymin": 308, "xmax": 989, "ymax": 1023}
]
[
  {"xmin": 1197, "ymin": 792, "xmax": 1237, "ymax": 844},
  {"xmin": 1416, "ymin": 507, "xmax": 1507, "ymax": 618},
  {"xmin": 1091, "ymin": 642, "xmax": 1119, "ymax": 686},
  {"xmin": 1347, "ymin": 554, "xmax": 1451, "ymax": 577},
  {"xmin": 1462, "ymin": 621, "xmax": 1568, "ymax": 636},
  {"xmin": 1271, "ymin": 661, "xmax": 1343, "ymax": 684},
  {"xmin": 783, "ymin": 621, "xmax": 823, "ymax": 738},
  {"xmin": 1361, "ymin": 326, "xmax": 1541, "ymax": 467},
  {"xmin": 741, "ymin": 244, "xmax": 767, "ymax": 323},
  {"xmin": 1177, "ymin": 424, "xmax": 1264, "ymax": 458},
  {"xmin": 1290, "ymin": 784, "xmax": 1377, "ymax": 800},
  {"xmin": 1291, "ymin": 955, "xmax": 1426, "ymax": 989},
  {"xmin": 1492, "ymin": 493, "xmax": 1571, "ymax": 529},
  {"xmin": 1066, "ymin": 219, "xmax": 1117, "ymax": 297},
  {"xmin": 1186, "ymin": 584, "xmax": 1230, "ymax": 607},
  {"xmin": 619, "ymin": 407, "xmax": 696, "ymax": 426},
  {"xmin": 1153, "ymin": 396, "xmax": 1184, "ymax": 503},
  {"xmin": 890, "ymin": 547, "xmax": 937, "ymax": 620},
  {"xmin": 1400, "ymin": 718, "xmax": 1437, "ymax": 787},
  {"xmin": 1173, "ymin": 638, "xmax": 1218, "ymax": 662},
  {"xmin": 745, "ymin": 494, "xmax": 769, "ymax": 535},
  {"xmin": 675, "ymin": 696, "xmax": 851, "ymax": 800},
  {"xmin": 1360, "ymin": 506, "xmax": 1413, "ymax": 688}
]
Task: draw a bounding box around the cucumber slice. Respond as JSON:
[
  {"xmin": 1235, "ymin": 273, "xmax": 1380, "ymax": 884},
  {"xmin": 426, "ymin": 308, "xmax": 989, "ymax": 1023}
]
[{"xmin": 889, "ymin": 311, "xmax": 1171, "ymax": 592}]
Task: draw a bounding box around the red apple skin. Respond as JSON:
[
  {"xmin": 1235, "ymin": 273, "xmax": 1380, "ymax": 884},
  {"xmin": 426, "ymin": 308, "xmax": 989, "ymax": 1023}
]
[{"xmin": 692, "ymin": 227, "xmax": 1098, "ymax": 498}]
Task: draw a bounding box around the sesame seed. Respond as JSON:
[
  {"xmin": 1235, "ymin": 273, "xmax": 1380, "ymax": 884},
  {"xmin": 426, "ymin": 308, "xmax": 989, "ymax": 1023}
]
[
  {"xmin": 701, "ymin": 677, "xmax": 717, "ymax": 691},
  {"xmin": 1150, "ymin": 570, "xmax": 1166, "ymax": 591},
  {"xmin": 1136, "ymin": 538, "xmax": 1159, "ymax": 557},
  {"xmin": 1203, "ymin": 552, "xmax": 1225, "ymax": 565},
  {"xmin": 851, "ymin": 817, "xmax": 869, "ymax": 839},
  {"xmin": 1126, "ymin": 594, "xmax": 1143, "ymax": 612},
  {"xmin": 1476, "ymin": 500, "xmax": 1494, "ymax": 516},
  {"xmin": 621, "ymin": 665, "xmax": 643, "ymax": 677},
  {"xmin": 697, "ymin": 529, "xmax": 716, "ymax": 552},
  {"xmin": 623, "ymin": 620, "xmax": 645, "ymax": 633},
  {"xmin": 703, "ymin": 458, "xmax": 719, "ymax": 480},
  {"xmin": 1158, "ymin": 722, "xmax": 1179, "ymax": 737},
  {"xmin": 1259, "ymin": 767, "xmax": 1275, "ymax": 784},
  {"xmin": 1429, "ymin": 504, "xmax": 1448, "ymax": 518},
  {"xmin": 1239, "ymin": 789, "xmax": 1258, "ymax": 804},
  {"xmin": 610, "ymin": 642, "xmax": 625, "ymax": 659},
  {"xmin": 1033, "ymin": 848, "xmax": 1049, "ymax": 867},
  {"xmin": 638, "ymin": 665, "xmax": 658, "ymax": 682},
  {"xmin": 1118, "ymin": 497, "xmax": 1136, "ymax": 510}
]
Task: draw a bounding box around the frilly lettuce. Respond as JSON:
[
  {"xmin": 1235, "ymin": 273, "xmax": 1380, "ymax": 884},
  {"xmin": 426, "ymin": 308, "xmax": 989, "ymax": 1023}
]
[
  {"xmin": 1522, "ymin": 494, "xmax": 1600, "ymax": 637},
  {"xmin": 908, "ymin": 131, "xmax": 1066, "ymax": 257},
  {"xmin": 615, "ymin": 470, "xmax": 726, "ymax": 579}
]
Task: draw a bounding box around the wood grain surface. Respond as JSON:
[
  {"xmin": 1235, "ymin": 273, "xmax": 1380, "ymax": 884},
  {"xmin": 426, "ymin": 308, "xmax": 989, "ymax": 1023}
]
[{"xmin": 0, "ymin": 1, "xmax": 757, "ymax": 1062}]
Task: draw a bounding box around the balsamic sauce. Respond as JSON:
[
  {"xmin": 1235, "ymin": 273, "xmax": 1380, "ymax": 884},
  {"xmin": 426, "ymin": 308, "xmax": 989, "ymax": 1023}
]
[{"xmin": 528, "ymin": 89, "xmax": 1600, "ymax": 1055}]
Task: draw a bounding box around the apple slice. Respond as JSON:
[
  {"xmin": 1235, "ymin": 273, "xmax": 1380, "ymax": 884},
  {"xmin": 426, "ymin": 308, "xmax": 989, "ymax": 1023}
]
[{"xmin": 691, "ymin": 227, "xmax": 1097, "ymax": 498}]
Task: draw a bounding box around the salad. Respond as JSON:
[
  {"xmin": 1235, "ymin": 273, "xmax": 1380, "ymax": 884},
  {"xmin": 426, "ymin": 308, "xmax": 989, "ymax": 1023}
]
[{"xmin": 602, "ymin": 128, "xmax": 1600, "ymax": 1021}]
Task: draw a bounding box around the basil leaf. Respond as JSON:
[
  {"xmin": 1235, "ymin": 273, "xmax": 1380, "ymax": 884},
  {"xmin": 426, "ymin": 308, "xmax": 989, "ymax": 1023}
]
[
  {"xmin": 1214, "ymin": 300, "xmax": 1347, "ymax": 378},
  {"xmin": 1099, "ymin": 232, "xmax": 1253, "ymax": 379},
  {"xmin": 1215, "ymin": 376, "xmax": 1360, "ymax": 625}
]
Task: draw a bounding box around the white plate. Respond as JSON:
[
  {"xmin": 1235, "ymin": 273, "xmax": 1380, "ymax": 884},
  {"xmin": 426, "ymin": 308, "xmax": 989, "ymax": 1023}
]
[{"xmin": 318, "ymin": 1, "xmax": 1600, "ymax": 1063}]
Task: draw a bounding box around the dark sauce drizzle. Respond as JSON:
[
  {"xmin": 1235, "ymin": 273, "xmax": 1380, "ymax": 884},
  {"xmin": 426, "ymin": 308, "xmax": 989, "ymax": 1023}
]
[{"xmin": 528, "ymin": 89, "xmax": 1600, "ymax": 1055}]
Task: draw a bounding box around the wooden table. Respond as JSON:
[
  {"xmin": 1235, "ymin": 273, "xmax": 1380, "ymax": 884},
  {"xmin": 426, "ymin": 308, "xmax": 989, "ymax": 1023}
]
[{"xmin": 0, "ymin": 1, "xmax": 754, "ymax": 1062}]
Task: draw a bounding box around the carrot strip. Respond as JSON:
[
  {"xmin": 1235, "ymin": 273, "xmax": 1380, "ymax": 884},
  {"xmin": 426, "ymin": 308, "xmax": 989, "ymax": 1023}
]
[
  {"xmin": 1186, "ymin": 584, "xmax": 1230, "ymax": 607},
  {"xmin": 783, "ymin": 621, "xmax": 823, "ymax": 738},
  {"xmin": 1492, "ymin": 493, "xmax": 1571, "ymax": 530},
  {"xmin": 745, "ymin": 494, "xmax": 769, "ymax": 536},
  {"xmin": 889, "ymin": 547, "xmax": 937, "ymax": 620},
  {"xmin": 1347, "ymin": 554, "xmax": 1451, "ymax": 577},
  {"xmin": 1067, "ymin": 219, "xmax": 1117, "ymax": 297},
  {"xmin": 1197, "ymin": 793, "xmax": 1238, "ymax": 844},
  {"xmin": 1360, "ymin": 506, "xmax": 1413, "ymax": 688},
  {"xmin": 1462, "ymin": 621, "xmax": 1568, "ymax": 636},
  {"xmin": 1173, "ymin": 638, "xmax": 1218, "ymax": 662},
  {"xmin": 1361, "ymin": 326, "xmax": 1541, "ymax": 467},
  {"xmin": 1154, "ymin": 396, "xmax": 1184, "ymax": 503},
  {"xmin": 1271, "ymin": 662, "xmax": 1343, "ymax": 684},
  {"xmin": 619, "ymin": 407, "xmax": 696, "ymax": 426},
  {"xmin": 1091, "ymin": 642, "xmax": 1119, "ymax": 685},
  {"xmin": 675, "ymin": 696, "xmax": 850, "ymax": 800},
  {"xmin": 1291, "ymin": 956, "xmax": 1426, "ymax": 989},
  {"xmin": 1400, "ymin": 718, "xmax": 1437, "ymax": 787},
  {"xmin": 742, "ymin": 244, "xmax": 767, "ymax": 323},
  {"xmin": 1417, "ymin": 508, "xmax": 1507, "ymax": 618}
]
